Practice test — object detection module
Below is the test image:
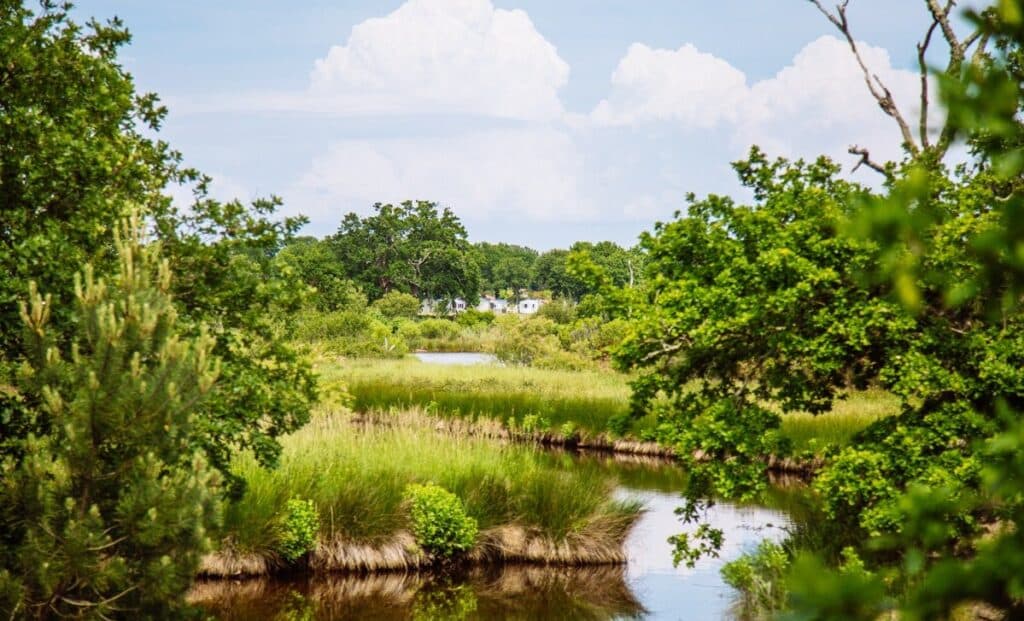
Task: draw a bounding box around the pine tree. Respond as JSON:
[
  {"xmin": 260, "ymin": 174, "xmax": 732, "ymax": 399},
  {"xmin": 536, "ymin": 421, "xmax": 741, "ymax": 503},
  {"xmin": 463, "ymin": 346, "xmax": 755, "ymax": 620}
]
[{"xmin": 0, "ymin": 215, "xmax": 222, "ymax": 619}]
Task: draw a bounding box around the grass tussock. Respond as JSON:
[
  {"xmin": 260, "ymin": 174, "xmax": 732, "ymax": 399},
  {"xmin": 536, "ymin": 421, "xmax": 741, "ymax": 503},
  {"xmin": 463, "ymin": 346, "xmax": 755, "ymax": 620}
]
[{"xmin": 214, "ymin": 410, "xmax": 643, "ymax": 575}]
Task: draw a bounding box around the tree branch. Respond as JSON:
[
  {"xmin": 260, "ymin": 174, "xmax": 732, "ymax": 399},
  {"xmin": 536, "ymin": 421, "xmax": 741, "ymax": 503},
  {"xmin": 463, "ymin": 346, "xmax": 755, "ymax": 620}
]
[
  {"xmin": 848, "ymin": 145, "xmax": 889, "ymax": 176},
  {"xmin": 809, "ymin": 0, "xmax": 920, "ymax": 155},
  {"xmin": 926, "ymin": 0, "xmax": 962, "ymax": 60},
  {"xmin": 917, "ymin": 16, "xmax": 940, "ymax": 148}
]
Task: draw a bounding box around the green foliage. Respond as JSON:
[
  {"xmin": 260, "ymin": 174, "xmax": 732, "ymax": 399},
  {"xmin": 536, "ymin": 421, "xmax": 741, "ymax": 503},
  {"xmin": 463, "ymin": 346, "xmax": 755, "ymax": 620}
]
[
  {"xmin": 454, "ymin": 308, "xmax": 495, "ymax": 327},
  {"xmin": 492, "ymin": 316, "xmax": 560, "ymax": 366},
  {"xmin": 0, "ymin": 221, "xmax": 221, "ymax": 617},
  {"xmin": 277, "ymin": 498, "xmax": 320, "ymax": 562},
  {"xmin": 330, "ymin": 200, "xmax": 479, "ymax": 303},
  {"xmin": 292, "ymin": 310, "xmax": 407, "ymax": 358},
  {"xmin": 721, "ymin": 540, "xmax": 790, "ymax": 619},
  {"xmin": 404, "ymin": 483, "xmax": 478, "ymax": 559},
  {"xmin": 0, "ymin": 1, "xmax": 317, "ymax": 496},
  {"xmin": 536, "ymin": 298, "xmax": 577, "ymax": 324},
  {"xmin": 417, "ymin": 318, "xmax": 462, "ymax": 340},
  {"xmin": 274, "ymin": 238, "xmax": 366, "ymax": 312},
  {"xmin": 372, "ymin": 291, "xmax": 422, "ymax": 320},
  {"xmin": 472, "ymin": 242, "xmax": 538, "ymax": 296}
]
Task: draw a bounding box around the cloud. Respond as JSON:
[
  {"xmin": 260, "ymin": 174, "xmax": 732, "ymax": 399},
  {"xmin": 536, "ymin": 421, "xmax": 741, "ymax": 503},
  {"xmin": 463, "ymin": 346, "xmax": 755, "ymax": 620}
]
[
  {"xmin": 288, "ymin": 127, "xmax": 589, "ymax": 235},
  {"xmin": 591, "ymin": 35, "xmax": 939, "ymax": 169},
  {"xmin": 299, "ymin": 0, "xmax": 569, "ymax": 120},
  {"xmin": 591, "ymin": 43, "xmax": 748, "ymax": 129}
]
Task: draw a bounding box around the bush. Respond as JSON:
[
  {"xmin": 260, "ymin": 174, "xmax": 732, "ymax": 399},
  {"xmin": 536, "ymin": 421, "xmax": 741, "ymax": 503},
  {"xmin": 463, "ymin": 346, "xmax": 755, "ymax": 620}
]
[
  {"xmin": 418, "ymin": 318, "xmax": 461, "ymax": 340},
  {"xmin": 720, "ymin": 539, "xmax": 790, "ymax": 618},
  {"xmin": 455, "ymin": 308, "xmax": 495, "ymax": 327},
  {"xmin": 278, "ymin": 498, "xmax": 320, "ymax": 562},
  {"xmin": 537, "ymin": 298, "xmax": 577, "ymax": 324},
  {"xmin": 372, "ymin": 291, "xmax": 421, "ymax": 320},
  {"xmin": 492, "ymin": 316, "xmax": 559, "ymax": 366},
  {"xmin": 292, "ymin": 310, "xmax": 408, "ymax": 357},
  {"xmin": 405, "ymin": 483, "xmax": 478, "ymax": 558}
]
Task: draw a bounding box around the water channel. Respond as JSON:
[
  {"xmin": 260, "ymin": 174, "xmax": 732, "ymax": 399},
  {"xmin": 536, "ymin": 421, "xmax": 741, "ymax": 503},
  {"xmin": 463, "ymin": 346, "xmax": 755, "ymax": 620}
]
[{"xmin": 193, "ymin": 354, "xmax": 800, "ymax": 619}]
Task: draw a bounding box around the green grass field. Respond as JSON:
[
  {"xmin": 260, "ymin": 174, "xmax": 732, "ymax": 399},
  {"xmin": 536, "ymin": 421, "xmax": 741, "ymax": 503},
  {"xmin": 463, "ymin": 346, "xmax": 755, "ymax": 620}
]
[
  {"xmin": 321, "ymin": 357, "xmax": 901, "ymax": 456},
  {"xmin": 324, "ymin": 357, "xmax": 638, "ymax": 436}
]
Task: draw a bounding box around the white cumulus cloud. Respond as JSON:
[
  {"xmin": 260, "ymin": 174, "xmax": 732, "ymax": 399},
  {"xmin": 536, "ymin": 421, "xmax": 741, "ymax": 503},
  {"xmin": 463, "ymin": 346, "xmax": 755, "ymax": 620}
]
[
  {"xmin": 304, "ymin": 0, "xmax": 569, "ymax": 120},
  {"xmin": 591, "ymin": 35, "xmax": 939, "ymax": 170},
  {"xmin": 592, "ymin": 42, "xmax": 749, "ymax": 128}
]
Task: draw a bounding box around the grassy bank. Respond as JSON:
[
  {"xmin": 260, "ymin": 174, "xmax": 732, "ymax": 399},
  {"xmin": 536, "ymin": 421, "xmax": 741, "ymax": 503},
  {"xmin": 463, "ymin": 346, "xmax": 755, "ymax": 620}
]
[
  {"xmin": 212, "ymin": 410, "xmax": 642, "ymax": 575},
  {"xmin": 324, "ymin": 357, "xmax": 900, "ymax": 457},
  {"xmin": 324, "ymin": 357, "xmax": 642, "ymax": 438}
]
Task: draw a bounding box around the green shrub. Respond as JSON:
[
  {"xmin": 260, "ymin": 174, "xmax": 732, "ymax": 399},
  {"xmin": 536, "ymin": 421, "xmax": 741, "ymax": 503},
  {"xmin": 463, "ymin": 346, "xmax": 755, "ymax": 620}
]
[
  {"xmin": 720, "ymin": 539, "xmax": 789, "ymax": 618},
  {"xmin": 536, "ymin": 298, "xmax": 577, "ymax": 324},
  {"xmin": 493, "ymin": 316, "xmax": 560, "ymax": 365},
  {"xmin": 418, "ymin": 318, "xmax": 461, "ymax": 340},
  {"xmin": 278, "ymin": 498, "xmax": 320, "ymax": 562},
  {"xmin": 405, "ymin": 483, "xmax": 478, "ymax": 558},
  {"xmin": 455, "ymin": 308, "xmax": 495, "ymax": 327},
  {"xmin": 372, "ymin": 291, "xmax": 421, "ymax": 320},
  {"xmin": 293, "ymin": 310, "xmax": 408, "ymax": 357},
  {"xmin": 521, "ymin": 413, "xmax": 551, "ymax": 434}
]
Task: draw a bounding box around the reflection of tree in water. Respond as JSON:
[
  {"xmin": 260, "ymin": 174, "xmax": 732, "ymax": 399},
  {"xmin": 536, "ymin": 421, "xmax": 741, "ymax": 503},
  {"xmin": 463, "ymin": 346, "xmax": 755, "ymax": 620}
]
[{"xmin": 189, "ymin": 565, "xmax": 645, "ymax": 620}]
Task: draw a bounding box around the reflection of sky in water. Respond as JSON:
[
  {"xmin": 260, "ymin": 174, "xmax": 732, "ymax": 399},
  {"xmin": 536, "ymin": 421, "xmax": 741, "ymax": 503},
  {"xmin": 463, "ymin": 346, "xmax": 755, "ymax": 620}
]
[
  {"xmin": 619, "ymin": 489, "xmax": 789, "ymax": 620},
  {"xmin": 413, "ymin": 352, "xmax": 498, "ymax": 365}
]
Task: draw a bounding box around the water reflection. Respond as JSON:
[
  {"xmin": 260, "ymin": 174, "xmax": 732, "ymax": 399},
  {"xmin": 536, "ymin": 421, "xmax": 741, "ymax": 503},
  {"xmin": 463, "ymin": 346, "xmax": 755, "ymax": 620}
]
[
  {"xmin": 412, "ymin": 352, "xmax": 498, "ymax": 366},
  {"xmin": 190, "ymin": 565, "xmax": 645, "ymax": 620}
]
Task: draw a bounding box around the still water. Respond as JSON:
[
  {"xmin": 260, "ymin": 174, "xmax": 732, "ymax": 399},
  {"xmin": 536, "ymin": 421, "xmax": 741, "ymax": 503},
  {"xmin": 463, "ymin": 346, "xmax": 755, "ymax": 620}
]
[
  {"xmin": 412, "ymin": 352, "xmax": 498, "ymax": 365},
  {"xmin": 193, "ymin": 454, "xmax": 795, "ymax": 620}
]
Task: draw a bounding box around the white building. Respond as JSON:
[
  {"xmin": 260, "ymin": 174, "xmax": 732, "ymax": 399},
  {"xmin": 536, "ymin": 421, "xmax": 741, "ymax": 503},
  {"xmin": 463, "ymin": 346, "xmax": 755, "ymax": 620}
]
[
  {"xmin": 517, "ymin": 298, "xmax": 544, "ymax": 314},
  {"xmin": 476, "ymin": 295, "xmax": 508, "ymax": 313}
]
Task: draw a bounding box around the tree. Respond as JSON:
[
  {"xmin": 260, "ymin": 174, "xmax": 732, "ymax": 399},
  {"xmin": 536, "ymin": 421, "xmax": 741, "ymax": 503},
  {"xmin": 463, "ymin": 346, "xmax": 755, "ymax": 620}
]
[
  {"xmin": 0, "ymin": 220, "xmax": 221, "ymax": 618},
  {"xmin": 274, "ymin": 237, "xmax": 366, "ymax": 311},
  {"xmin": 330, "ymin": 201, "xmax": 480, "ymax": 303},
  {"xmin": 472, "ymin": 242, "xmax": 538, "ymax": 296},
  {"xmin": 619, "ymin": 0, "xmax": 1024, "ymax": 616},
  {"xmin": 0, "ymin": 2, "xmax": 317, "ymax": 493},
  {"xmin": 533, "ymin": 249, "xmax": 586, "ymax": 299},
  {"xmin": 0, "ymin": 0, "xmax": 181, "ymax": 354},
  {"xmin": 493, "ymin": 255, "xmax": 534, "ymax": 303}
]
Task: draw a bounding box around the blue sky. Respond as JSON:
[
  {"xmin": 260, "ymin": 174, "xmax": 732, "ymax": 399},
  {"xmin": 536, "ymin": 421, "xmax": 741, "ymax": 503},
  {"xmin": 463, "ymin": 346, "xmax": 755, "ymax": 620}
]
[{"xmin": 74, "ymin": 1, "xmax": 978, "ymax": 249}]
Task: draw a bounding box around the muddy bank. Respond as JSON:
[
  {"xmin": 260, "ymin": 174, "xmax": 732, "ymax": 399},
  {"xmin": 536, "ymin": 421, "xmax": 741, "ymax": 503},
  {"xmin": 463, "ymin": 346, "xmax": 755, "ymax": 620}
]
[{"xmin": 199, "ymin": 516, "xmax": 640, "ymax": 579}]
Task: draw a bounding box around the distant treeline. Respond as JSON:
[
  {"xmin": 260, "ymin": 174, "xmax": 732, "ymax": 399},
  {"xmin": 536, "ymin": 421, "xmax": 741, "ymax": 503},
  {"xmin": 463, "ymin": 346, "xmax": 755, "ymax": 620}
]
[{"xmin": 278, "ymin": 200, "xmax": 644, "ymax": 309}]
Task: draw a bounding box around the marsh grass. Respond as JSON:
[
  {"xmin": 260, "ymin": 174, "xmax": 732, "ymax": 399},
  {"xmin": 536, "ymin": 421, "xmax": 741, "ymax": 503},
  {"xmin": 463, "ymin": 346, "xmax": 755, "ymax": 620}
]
[
  {"xmin": 326, "ymin": 358, "xmax": 900, "ymax": 456},
  {"xmin": 322, "ymin": 357, "xmax": 637, "ymax": 437},
  {"xmin": 221, "ymin": 410, "xmax": 642, "ymax": 561},
  {"xmin": 780, "ymin": 388, "xmax": 900, "ymax": 454}
]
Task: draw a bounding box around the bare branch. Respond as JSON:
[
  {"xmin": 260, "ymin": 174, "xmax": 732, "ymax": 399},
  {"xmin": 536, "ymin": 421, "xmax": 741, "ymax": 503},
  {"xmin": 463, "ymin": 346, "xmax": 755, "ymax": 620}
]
[
  {"xmin": 926, "ymin": 0, "xmax": 962, "ymax": 59},
  {"xmin": 809, "ymin": 1, "xmax": 920, "ymax": 155},
  {"xmin": 917, "ymin": 17, "xmax": 940, "ymax": 147},
  {"xmin": 848, "ymin": 145, "xmax": 889, "ymax": 176}
]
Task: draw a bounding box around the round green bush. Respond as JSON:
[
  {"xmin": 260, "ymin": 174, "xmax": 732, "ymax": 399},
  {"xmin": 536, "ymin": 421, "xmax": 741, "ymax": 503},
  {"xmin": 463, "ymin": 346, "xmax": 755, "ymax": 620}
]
[
  {"xmin": 277, "ymin": 498, "xmax": 320, "ymax": 562},
  {"xmin": 404, "ymin": 483, "xmax": 478, "ymax": 559}
]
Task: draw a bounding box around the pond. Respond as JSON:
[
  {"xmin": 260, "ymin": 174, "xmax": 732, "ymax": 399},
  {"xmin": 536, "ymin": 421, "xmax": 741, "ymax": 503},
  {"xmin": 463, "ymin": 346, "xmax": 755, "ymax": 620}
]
[
  {"xmin": 193, "ymin": 452, "xmax": 798, "ymax": 620},
  {"xmin": 413, "ymin": 352, "xmax": 498, "ymax": 365}
]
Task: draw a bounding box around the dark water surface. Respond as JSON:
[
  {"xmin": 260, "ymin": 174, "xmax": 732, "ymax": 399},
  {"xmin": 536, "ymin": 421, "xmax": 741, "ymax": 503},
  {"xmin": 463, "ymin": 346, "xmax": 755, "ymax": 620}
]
[{"xmin": 193, "ymin": 454, "xmax": 797, "ymax": 620}]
